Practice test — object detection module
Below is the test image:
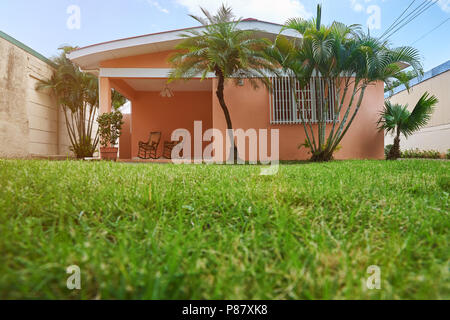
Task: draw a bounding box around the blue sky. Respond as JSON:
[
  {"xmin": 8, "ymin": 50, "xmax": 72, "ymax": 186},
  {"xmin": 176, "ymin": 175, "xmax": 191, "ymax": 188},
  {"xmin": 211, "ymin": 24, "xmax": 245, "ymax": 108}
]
[{"xmin": 0, "ymin": 0, "xmax": 449, "ymax": 71}]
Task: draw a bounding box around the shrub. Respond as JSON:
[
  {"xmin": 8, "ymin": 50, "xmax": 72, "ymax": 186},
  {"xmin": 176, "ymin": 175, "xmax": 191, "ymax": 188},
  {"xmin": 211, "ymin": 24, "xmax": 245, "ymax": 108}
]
[
  {"xmin": 299, "ymin": 139, "xmax": 341, "ymax": 161},
  {"xmin": 446, "ymin": 149, "xmax": 450, "ymax": 160},
  {"xmin": 97, "ymin": 111, "xmax": 124, "ymax": 148},
  {"xmin": 438, "ymin": 176, "xmax": 450, "ymax": 192},
  {"xmin": 401, "ymin": 148, "xmax": 442, "ymax": 159}
]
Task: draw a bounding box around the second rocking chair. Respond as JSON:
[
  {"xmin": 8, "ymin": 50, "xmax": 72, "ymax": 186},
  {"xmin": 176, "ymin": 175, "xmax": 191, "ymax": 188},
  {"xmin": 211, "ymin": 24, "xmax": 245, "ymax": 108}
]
[{"xmin": 138, "ymin": 132, "xmax": 161, "ymax": 159}]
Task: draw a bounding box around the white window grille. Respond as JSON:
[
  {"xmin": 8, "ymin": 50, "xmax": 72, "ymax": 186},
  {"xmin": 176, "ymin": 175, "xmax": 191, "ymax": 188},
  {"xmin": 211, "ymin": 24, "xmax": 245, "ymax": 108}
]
[{"xmin": 270, "ymin": 77, "xmax": 339, "ymax": 124}]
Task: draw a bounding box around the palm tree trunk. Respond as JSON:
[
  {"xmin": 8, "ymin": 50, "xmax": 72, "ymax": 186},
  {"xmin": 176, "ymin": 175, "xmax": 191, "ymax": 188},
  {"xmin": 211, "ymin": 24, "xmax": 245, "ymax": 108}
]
[
  {"xmin": 328, "ymin": 83, "xmax": 359, "ymax": 150},
  {"xmin": 215, "ymin": 70, "xmax": 238, "ymax": 162},
  {"xmin": 293, "ymin": 84, "xmax": 316, "ymax": 154},
  {"xmin": 331, "ymin": 85, "xmax": 367, "ymax": 151},
  {"xmin": 314, "ymin": 76, "xmax": 323, "ymax": 149},
  {"xmin": 388, "ymin": 129, "xmax": 401, "ymax": 160}
]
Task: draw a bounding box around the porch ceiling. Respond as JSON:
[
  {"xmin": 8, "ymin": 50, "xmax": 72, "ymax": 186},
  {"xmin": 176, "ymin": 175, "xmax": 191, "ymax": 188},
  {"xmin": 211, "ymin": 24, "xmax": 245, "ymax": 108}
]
[{"xmin": 122, "ymin": 78, "xmax": 212, "ymax": 92}]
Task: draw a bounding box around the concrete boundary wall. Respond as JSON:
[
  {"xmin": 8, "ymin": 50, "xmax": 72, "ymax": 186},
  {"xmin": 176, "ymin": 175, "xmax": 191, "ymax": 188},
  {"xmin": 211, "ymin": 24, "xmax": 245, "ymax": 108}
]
[
  {"xmin": 0, "ymin": 31, "xmax": 72, "ymax": 158},
  {"xmin": 386, "ymin": 61, "xmax": 450, "ymax": 153},
  {"xmin": 385, "ymin": 123, "xmax": 450, "ymax": 153}
]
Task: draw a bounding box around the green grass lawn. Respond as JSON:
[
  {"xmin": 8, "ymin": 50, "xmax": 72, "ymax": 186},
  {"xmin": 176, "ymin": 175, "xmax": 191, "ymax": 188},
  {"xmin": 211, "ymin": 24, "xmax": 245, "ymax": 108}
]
[{"xmin": 0, "ymin": 159, "xmax": 448, "ymax": 299}]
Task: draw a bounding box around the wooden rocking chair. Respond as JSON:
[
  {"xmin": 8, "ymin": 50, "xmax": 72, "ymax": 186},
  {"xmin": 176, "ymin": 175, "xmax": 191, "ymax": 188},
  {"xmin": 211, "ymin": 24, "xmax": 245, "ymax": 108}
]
[
  {"xmin": 138, "ymin": 132, "xmax": 161, "ymax": 159},
  {"xmin": 163, "ymin": 141, "xmax": 178, "ymax": 159}
]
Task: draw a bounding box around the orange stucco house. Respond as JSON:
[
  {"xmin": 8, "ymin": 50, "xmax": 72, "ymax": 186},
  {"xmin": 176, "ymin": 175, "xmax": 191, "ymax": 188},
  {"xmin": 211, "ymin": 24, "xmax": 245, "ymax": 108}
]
[{"xmin": 68, "ymin": 19, "xmax": 384, "ymax": 161}]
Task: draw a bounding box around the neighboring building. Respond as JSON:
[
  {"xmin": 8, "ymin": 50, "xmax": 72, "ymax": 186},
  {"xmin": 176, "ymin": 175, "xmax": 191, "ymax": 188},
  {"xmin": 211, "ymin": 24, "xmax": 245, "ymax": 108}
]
[
  {"xmin": 0, "ymin": 31, "xmax": 71, "ymax": 158},
  {"xmin": 68, "ymin": 19, "xmax": 385, "ymax": 161},
  {"xmin": 385, "ymin": 60, "xmax": 450, "ymax": 153}
]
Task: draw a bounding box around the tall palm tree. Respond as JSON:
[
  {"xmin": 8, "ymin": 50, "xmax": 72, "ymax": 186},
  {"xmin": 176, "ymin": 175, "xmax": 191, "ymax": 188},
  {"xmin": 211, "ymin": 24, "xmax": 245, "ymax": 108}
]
[
  {"xmin": 378, "ymin": 92, "xmax": 437, "ymax": 160},
  {"xmin": 266, "ymin": 4, "xmax": 423, "ymax": 161},
  {"xmin": 168, "ymin": 5, "xmax": 278, "ymax": 161}
]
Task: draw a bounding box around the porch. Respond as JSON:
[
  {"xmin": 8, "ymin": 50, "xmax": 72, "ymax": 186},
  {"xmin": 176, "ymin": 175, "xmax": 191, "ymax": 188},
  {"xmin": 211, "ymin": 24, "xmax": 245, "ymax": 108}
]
[{"xmin": 99, "ymin": 75, "xmax": 214, "ymax": 160}]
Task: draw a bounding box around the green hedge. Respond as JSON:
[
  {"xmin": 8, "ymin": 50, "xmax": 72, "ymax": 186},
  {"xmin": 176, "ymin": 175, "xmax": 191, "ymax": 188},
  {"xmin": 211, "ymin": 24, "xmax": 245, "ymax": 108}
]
[{"xmin": 401, "ymin": 148, "xmax": 442, "ymax": 159}]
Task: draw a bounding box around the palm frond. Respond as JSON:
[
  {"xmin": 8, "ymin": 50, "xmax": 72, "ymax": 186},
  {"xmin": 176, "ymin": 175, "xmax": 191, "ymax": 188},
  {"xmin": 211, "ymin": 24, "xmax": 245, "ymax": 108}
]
[
  {"xmin": 169, "ymin": 6, "xmax": 277, "ymax": 85},
  {"xmin": 378, "ymin": 92, "xmax": 437, "ymax": 138},
  {"xmin": 403, "ymin": 92, "xmax": 438, "ymax": 136},
  {"xmin": 377, "ymin": 101, "xmax": 409, "ymax": 135},
  {"xmin": 282, "ymin": 18, "xmax": 311, "ymax": 35}
]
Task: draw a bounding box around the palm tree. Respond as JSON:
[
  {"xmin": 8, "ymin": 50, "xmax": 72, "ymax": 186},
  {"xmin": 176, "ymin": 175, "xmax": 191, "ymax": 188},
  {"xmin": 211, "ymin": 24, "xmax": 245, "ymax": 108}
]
[
  {"xmin": 168, "ymin": 5, "xmax": 278, "ymax": 161},
  {"xmin": 266, "ymin": 4, "xmax": 423, "ymax": 161},
  {"xmin": 384, "ymin": 70, "xmax": 417, "ymax": 94},
  {"xmin": 37, "ymin": 47, "xmax": 126, "ymax": 158},
  {"xmin": 112, "ymin": 90, "xmax": 127, "ymax": 111},
  {"xmin": 378, "ymin": 92, "xmax": 437, "ymax": 160}
]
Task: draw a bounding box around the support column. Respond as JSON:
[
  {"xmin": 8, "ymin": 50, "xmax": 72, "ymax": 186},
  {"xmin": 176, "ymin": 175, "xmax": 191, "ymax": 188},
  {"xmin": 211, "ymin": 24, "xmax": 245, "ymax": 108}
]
[{"xmin": 99, "ymin": 77, "xmax": 112, "ymax": 115}]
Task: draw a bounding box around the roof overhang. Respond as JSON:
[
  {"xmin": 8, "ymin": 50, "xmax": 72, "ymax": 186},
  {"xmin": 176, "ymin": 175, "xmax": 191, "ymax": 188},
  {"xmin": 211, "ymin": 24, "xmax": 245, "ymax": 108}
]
[
  {"xmin": 67, "ymin": 20, "xmax": 301, "ymax": 71},
  {"xmin": 396, "ymin": 62, "xmax": 410, "ymax": 71}
]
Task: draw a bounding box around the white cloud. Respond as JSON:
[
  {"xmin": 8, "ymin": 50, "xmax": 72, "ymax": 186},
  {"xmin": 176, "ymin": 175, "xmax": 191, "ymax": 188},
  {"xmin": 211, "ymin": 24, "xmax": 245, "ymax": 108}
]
[
  {"xmin": 350, "ymin": 0, "xmax": 387, "ymax": 13},
  {"xmin": 354, "ymin": 3, "xmax": 364, "ymax": 12},
  {"xmin": 435, "ymin": 0, "xmax": 450, "ymax": 13},
  {"xmin": 148, "ymin": 0, "xmax": 169, "ymax": 14},
  {"xmin": 175, "ymin": 0, "xmax": 312, "ymax": 23},
  {"xmin": 350, "ymin": 0, "xmax": 368, "ymax": 13}
]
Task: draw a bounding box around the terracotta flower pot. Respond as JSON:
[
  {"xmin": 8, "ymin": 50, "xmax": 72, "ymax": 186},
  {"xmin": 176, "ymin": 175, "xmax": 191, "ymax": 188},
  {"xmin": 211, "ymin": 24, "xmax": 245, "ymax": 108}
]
[{"xmin": 100, "ymin": 147, "xmax": 119, "ymax": 161}]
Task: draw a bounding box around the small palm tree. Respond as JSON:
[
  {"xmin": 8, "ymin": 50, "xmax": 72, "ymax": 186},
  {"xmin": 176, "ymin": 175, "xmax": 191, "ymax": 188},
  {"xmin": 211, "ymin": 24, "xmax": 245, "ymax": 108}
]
[
  {"xmin": 37, "ymin": 47, "xmax": 126, "ymax": 158},
  {"xmin": 378, "ymin": 92, "xmax": 438, "ymax": 160},
  {"xmin": 169, "ymin": 5, "xmax": 278, "ymax": 161}
]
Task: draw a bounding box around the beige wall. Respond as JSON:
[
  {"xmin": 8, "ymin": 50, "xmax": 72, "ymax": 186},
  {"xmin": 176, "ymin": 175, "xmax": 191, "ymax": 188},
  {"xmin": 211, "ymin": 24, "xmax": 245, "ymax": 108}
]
[
  {"xmin": 0, "ymin": 36, "xmax": 71, "ymax": 158},
  {"xmin": 387, "ymin": 70, "xmax": 450, "ymax": 152}
]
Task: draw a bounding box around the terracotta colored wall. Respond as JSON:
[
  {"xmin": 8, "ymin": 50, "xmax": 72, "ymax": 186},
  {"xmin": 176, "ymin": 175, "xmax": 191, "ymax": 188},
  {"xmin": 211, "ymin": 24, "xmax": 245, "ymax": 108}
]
[
  {"xmin": 212, "ymin": 79, "xmax": 385, "ymax": 161},
  {"xmin": 131, "ymin": 91, "xmax": 212, "ymax": 158},
  {"xmin": 337, "ymin": 82, "xmax": 385, "ymax": 160},
  {"xmin": 119, "ymin": 114, "xmax": 131, "ymax": 159}
]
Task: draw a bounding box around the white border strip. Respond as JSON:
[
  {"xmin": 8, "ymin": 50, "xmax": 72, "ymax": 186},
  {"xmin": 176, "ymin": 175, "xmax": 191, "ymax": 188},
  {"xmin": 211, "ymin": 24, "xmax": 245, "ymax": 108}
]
[{"xmin": 99, "ymin": 68, "xmax": 215, "ymax": 79}]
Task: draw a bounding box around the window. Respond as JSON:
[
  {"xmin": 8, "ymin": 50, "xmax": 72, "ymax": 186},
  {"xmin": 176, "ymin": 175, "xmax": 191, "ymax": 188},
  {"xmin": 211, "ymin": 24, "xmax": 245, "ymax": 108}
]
[{"xmin": 269, "ymin": 77, "xmax": 338, "ymax": 124}]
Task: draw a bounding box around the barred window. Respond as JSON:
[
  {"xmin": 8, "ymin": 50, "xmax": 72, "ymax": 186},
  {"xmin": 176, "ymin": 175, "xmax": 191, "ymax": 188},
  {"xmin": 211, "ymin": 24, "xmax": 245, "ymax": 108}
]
[{"xmin": 269, "ymin": 77, "xmax": 338, "ymax": 124}]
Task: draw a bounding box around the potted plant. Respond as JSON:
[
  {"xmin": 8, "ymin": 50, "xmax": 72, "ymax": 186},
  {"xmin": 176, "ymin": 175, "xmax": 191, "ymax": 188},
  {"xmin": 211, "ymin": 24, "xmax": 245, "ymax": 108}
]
[{"xmin": 97, "ymin": 110, "xmax": 124, "ymax": 161}]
